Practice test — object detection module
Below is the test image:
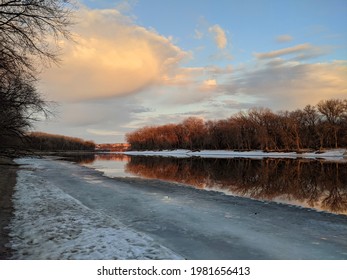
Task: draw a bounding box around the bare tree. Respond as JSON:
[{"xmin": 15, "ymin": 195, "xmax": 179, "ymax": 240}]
[
  {"xmin": 301, "ymin": 105, "xmax": 319, "ymax": 149},
  {"xmin": 0, "ymin": 0, "xmax": 73, "ymax": 75},
  {"xmin": 317, "ymin": 99, "xmax": 347, "ymax": 148},
  {"xmin": 0, "ymin": 0, "xmax": 74, "ymax": 153},
  {"xmin": 181, "ymin": 117, "xmax": 206, "ymax": 150},
  {"xmin": 126, "ymin": 99, "xmax": 347, "ymax": 152},
  {"xmin": 0, "ymin": 72, "xmax": 46, "ymax": 138}
]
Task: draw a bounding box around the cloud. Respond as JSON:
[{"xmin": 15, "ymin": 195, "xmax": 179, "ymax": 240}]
[
  {"xmin": 276, "ymin": 34, "xmax": 293, "ymax": 43},
  {"xmin": 130, "ymin": 106, "xmax": 154, "ymax": 113},
  {"xmin": 161, "ymin": 67, "xmax": 204, "ymax": 86},
  {"xmin": 35, "ymin": 95, "xmax": 150, "ymax": 143},
  {"xmin": 40, "ymin": 7, "xmax": 188, "ymax": 102},
  {"xmin": 55, "ymin": 99, "xmax": 134, "ymax": 126},
  {"xmin": 254, "ymin": 44, "xmax": 312, "ymax": 59},
  {"xmin": 205, "ymin": 65, "xmax": 233, "ymax": 75},
  {"xmin": 36, "ymin": 5, "xmax": 237, "ymax": 142},
  {"xmin": 208, "ymin": 24, "xmax": 227, "ymax": 49},
  {"xmin": 209, "ymin": 50, "xmax": 233, "ymax": 61},
  {"xmin": 254, "ymin": 43, "xmax": 331, "ymax": 61},
  {"xmin": 194, "ymin": 29, "xmax": 204, "ymax": 39},
  {"xmin": 222, "ymin": 60, "xmax": 347, "ymax": 110},
  {"xmin": 203, "ymin": 79, "xmax": 217, "ymax": 86},
  {"xmin": 86, "ymin": 129, "xmax": 123, "ymax": 136}
]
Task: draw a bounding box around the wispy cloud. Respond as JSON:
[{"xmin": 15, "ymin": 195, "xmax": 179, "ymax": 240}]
[
  {"xmin": 208, "ymin": 24, "xmax": 227, "ymax": 49},
  {"xmin": 205, "ymin": 65, "xmax": 233, "ymax": 75},
  {"xmin": 254, "ymin": 43, "xmax": 331, "ymax": 61},
  {"xmin": 221, "ymin": 60, "xmax": 347, "ymax": 110},
  {"xmin": 86, "ymin": 129, "xmax": 123, "ymax": 136},
  {"xmin": 276, "ymin": 34, "xmax": 293, "ymax": 43},
  {"xmin": 254, "ymin": 43, "xmax": 312, "ymax": 59},
  {"xmin": 194, "ymin": 29, "xmax": 204, "ymax": 39}
]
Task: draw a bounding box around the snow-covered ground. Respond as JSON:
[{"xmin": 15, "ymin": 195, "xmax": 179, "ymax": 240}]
[
  {"xmin": 9, "ymin": 158, "xmax": 182, "ymax": 260},
  {"xmin": 124, "ymin": 149, "xmax": 347, "ymax": 160}
]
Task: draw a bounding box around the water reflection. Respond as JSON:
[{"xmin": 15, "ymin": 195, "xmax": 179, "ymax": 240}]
[
  {"xmin": 59, "ymin": 153, "xmax": 129, "ymax": 164},
  {"xmin": 58, "ymin": 153, "xmax": 132, "ymax": 177},
  {"xmin": 59, "ymin": 153, "xmax": 96, "ymax": 164},
  {"xmin": 61, "ymin": 153, "xmax": 347, "ymax": 215},
  {"xmin": 125, "ymin": 157, "xmax": 347, "ymax": 215}
]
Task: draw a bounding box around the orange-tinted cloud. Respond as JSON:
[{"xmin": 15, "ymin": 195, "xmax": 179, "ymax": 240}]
[
  {"xmin": 208, "ymin": 24, "xmax": 227, "ymax": 49},
  {"xmin": 40, "ymin": 7, "xmax": 188, "ymax": 102}
]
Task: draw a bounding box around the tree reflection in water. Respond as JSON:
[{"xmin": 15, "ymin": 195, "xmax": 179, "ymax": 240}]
[
  {"xmin": 60, "ymin": 153, "xmax": 129, "ymax": 164},
  {"xmin": 125, "ymin": 156, "xmax": 347, "ymax": 215}
]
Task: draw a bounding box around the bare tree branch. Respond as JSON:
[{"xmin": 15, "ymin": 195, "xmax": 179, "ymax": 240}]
[{"xmin": 0, "ymin": 0, "xmax": 75, "ymax": 152}]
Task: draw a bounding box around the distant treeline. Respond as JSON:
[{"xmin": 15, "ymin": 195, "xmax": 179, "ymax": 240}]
[
  {"xmin": 27, "ymin": 132, "xmax": 95, "ymax": 151},
  {"xmin": 96, "ymin": 143, "xmax": 131, "ymax": 152},
  {"xmin": 126, "ymin": 99, "xmax": 347, "ymax": 151}
]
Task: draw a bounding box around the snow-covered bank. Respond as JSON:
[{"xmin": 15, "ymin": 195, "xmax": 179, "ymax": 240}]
[
  {"xmin": 9, "ymin": 158, "xmax": 182, "ymax": 260},
  {"xmin": 124, "ymin": 149, "xmax": 347, "ymax": 160}
]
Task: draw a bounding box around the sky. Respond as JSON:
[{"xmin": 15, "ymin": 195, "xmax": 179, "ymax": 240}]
[{"xmin": 35, "ymin": 0, "xmax": 347, "ymax": 143}]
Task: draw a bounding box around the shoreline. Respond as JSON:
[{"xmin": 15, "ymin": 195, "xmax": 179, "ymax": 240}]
[
  {"xmin": 0, "ymin": 157, "xmax": 18, "ymax": 259},
  {"xmin": 123, "ymin": 148, "xmax": 347, "ymax": 160},
  {"xmin": 9, "ymin": 157, "xmax": 182, "ymax": 260}
]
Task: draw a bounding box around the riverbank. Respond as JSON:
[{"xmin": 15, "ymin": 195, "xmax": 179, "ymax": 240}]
[
  {"xmin": 6, "ymin": 157, "xmax": 347, "ymax": 259},
  {"xmin": 124, "ymin": 148, "xmax": 347, "ymax": 160},
  {"xmin": 0, "ymin": 157, "xmax": 18, "ymax": 259},
  {"xmin": 8, "ymin": 157, "xmax": 181, "ymax": 260}
]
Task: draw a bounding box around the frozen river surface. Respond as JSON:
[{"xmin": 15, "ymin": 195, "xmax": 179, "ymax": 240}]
[{"xmin": 10, "ymin": 157, "xmax": 347, "ymax": 259}]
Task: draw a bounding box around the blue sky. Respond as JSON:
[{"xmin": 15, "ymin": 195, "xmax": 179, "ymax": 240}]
[
  {"xmin": 36, "ymin": 0, "xmax": 347, "ymax": 143},
  {"xmin": 85, "ymin": 0, "xmax": 347, "ymax": 62}
]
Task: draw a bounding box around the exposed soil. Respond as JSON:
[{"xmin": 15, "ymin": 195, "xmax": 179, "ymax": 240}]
[{"xmin": 0, "ymin": 157, "xmax": 18, "ymax": 259}]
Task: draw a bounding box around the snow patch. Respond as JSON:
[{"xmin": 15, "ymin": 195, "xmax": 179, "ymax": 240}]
[
  {"xmin": 9, "ymin": 158, "xmax": 182, "ymax": 260},
  {"xmin": 124, "ymin": 149, "xmax": 347, "ymax": 160}
]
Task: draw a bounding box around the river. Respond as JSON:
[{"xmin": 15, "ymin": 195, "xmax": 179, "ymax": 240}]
[{"xmin": 61, "ymin": 153, "xmax": 347, "ymax": 216}]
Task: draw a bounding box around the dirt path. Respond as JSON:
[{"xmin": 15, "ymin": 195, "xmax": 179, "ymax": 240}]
[{"xmin": 0, "ymin": 157, "xmax": 18, "ymax": 259}]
